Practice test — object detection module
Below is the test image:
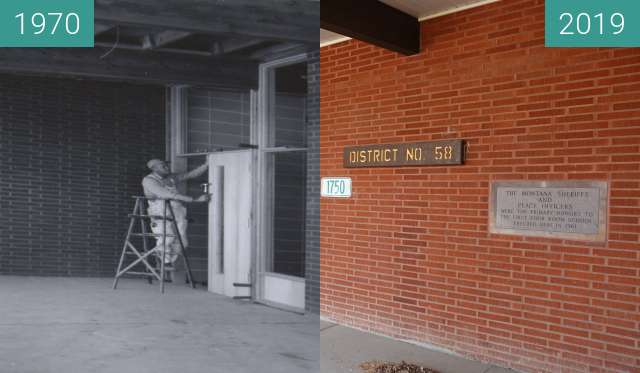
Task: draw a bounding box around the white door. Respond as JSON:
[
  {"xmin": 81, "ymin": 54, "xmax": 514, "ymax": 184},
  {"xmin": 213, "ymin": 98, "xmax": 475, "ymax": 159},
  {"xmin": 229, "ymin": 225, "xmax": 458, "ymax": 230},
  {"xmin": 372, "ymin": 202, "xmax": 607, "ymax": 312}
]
[{"xmin": 208, "ymin": 150, "xmax": 254, "ymax": 298}]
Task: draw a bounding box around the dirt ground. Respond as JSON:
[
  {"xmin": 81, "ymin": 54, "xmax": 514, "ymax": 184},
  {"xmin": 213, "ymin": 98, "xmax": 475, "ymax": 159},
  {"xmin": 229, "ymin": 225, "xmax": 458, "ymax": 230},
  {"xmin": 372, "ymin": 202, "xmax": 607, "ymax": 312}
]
[{"xmin": 361, "ymin": 361, "xmax": 440, "ymax": 373}]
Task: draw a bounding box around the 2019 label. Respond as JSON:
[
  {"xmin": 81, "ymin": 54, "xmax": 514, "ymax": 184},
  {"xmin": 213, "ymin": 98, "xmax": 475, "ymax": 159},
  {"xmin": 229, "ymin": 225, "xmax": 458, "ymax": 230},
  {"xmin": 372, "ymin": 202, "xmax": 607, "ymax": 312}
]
[
  {"xmin": 559, "ymin": 12, "xmax": 624, "ymax": 36},
  {"xmin": 546, "ymin": 0, "xmax": 639, "ymax": 47}
]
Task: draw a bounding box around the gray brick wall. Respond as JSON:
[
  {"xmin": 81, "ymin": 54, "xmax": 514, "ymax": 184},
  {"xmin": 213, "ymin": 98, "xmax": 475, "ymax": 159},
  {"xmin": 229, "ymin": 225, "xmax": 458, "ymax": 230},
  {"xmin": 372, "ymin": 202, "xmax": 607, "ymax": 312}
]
[
  {"xmin": 305, "ymin": 50, "xmax": 320, "ymax": 313},
  {"xmin": 187, "ymin": 88, "xmax": 251, "ymax": 153},
  {"xmin": 0, "ymin": 74, "xmax": 165, "ymax": 276}
]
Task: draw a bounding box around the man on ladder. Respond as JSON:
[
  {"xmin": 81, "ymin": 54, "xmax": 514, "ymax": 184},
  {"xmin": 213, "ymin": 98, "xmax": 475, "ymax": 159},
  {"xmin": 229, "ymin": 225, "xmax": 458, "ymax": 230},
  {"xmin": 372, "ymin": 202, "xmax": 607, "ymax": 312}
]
[{"xmin": 142, "ymin": 159, "xmax": 209, "ymax": 268}]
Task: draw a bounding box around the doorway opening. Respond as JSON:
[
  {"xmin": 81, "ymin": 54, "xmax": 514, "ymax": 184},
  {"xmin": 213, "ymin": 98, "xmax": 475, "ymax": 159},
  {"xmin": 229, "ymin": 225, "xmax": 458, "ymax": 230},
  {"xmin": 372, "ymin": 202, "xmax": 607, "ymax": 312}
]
[
  {"xmin": 256, "ymin": 54, "xmax": 309, "ymax": 312},
  {"xmin": 168, "ymin": 53, "xmax": 310, "ymax": 312}
]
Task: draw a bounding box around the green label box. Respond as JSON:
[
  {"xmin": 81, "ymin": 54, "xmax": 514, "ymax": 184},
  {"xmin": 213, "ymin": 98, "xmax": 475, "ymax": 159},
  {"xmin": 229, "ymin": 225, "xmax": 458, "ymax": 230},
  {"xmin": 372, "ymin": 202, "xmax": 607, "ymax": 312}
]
[
  {"xmin": 0, "ymin": 0, "xmax": 93, "ymax": 47},
  {"xmin": 546, "ymin": 0, "xmax": 640, "ymax": 47}
]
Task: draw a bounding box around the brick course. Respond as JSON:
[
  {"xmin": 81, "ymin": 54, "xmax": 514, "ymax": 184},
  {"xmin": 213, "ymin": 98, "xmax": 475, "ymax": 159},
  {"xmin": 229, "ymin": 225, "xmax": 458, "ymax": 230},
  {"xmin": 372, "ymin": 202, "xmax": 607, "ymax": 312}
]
[
  {"xmin": 320, "ymin": 0, "xmax": 640, "ymax": 371},
  {"xmin": 0, "ymin": 74, "xmax": 165, "ymax": 277}
]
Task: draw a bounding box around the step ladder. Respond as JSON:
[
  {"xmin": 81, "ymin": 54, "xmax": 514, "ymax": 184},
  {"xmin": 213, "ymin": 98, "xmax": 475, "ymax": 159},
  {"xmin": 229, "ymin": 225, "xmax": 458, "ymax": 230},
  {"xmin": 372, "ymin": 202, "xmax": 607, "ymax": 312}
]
[{"xmin": 112, "ymin": 196, "xmax": 196, "ymax": 293}]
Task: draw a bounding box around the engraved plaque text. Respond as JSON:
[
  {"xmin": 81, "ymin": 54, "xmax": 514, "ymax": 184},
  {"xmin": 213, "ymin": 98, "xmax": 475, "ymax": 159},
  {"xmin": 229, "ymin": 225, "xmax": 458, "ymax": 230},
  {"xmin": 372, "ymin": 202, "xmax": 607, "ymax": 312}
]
[{"xmin": 490, "ymin": 181, "xmax": 608, "ymax": 242}]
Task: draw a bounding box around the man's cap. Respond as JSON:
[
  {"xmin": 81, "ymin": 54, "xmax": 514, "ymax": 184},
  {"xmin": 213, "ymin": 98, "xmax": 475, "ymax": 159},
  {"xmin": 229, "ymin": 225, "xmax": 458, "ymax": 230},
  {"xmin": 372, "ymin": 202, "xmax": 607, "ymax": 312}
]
[{"xmin": 147, "ymin": 159, "xmax": 166, "ymax": 169}]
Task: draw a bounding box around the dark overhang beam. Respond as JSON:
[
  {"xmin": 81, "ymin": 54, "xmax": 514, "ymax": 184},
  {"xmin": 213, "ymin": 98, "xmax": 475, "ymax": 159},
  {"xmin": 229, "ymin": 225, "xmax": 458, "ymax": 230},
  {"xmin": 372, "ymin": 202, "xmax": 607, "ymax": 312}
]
[
  {"xmin": 95, "ymin": 0, "xmax": 319, "ymax": 44},
  {"xmin": 0, "ymin": 48, "xmax": 258, "ymax": 88},
  {"xmin": 321, "ymin": 0, "xmax": 420, "ymax": 55}
]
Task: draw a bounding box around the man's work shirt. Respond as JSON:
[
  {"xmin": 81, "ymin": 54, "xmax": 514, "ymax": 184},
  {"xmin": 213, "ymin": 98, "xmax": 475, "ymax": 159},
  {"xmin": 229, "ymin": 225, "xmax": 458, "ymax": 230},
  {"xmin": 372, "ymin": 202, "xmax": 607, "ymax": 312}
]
[
  {"xmin": 142, "ymin": 163, "xmax": 207, "ymax": 201},
  {"xmin": 142, "ymin": 173, "xmax": 185, "ymax": 221},
  {"xmin": 142, "ymin": 173, "xmax": 181, "ymax": 201},
  {"xmin": 141, "ymin": 173, "xmax": 189, "ymax": 252},
  {"xmin": 141, "ymin": 163, "xmax": 207, "ymax": 221}
]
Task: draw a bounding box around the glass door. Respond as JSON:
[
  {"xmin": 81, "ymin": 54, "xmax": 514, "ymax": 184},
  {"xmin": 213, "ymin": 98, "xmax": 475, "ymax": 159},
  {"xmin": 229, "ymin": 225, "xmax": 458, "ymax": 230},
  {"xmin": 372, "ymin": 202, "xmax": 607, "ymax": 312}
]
[{"xmin": 256, "ymin": 54, "xmax": 308, "ymax": 312}]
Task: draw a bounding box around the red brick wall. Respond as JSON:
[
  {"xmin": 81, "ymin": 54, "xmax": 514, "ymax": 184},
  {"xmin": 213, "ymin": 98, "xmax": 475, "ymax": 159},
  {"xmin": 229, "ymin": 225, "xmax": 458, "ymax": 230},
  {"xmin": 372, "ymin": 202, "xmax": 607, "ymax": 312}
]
[{"xmin": 319, "ymin": 0, "xmax": 640, "ymax": 372}]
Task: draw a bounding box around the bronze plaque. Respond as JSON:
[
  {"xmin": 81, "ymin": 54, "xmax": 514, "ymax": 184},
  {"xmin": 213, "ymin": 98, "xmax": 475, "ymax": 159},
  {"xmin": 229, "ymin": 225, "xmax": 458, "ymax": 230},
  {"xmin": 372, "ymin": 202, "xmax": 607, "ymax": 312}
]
[
  {"xmin": 343, "ymin": 139, "xmax": 464, "ymax": 168},
  {"xmin": 489, "ymin": 181, "xmax": 608, "ymax": 242}
]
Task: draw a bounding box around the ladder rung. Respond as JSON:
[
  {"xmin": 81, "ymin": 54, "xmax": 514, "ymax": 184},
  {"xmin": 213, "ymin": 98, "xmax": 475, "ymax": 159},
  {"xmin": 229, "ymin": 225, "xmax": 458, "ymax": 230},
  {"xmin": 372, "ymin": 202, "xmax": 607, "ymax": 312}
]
[
  {"xmin": 130, "ymin": 233, "xmax": 176, "ymax": 237},
  {"xmin": 128, "ymin": 214, "xmax": 174, "ymax": 221},
  {"xmin": 114, "ymin": 196, "xmax": 197, "ymax": 293}
]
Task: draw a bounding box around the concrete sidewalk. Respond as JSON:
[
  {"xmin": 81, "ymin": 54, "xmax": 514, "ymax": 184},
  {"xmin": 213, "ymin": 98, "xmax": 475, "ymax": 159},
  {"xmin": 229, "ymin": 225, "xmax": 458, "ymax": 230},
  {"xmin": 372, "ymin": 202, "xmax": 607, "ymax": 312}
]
[
  {"xmin": 321, "ymin": 320, "xmax": 516, "ymax": 373},
  {"xmin": 0, "ymin": 276, "xmax": 319, "ymax": 373}
]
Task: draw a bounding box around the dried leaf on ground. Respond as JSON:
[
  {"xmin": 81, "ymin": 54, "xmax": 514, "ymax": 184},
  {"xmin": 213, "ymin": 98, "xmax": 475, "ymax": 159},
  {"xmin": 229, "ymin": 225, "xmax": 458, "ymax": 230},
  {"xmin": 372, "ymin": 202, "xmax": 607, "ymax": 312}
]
[{"xmin": 360, "ymin": 360, "xmax": 440, "ymax": 373}]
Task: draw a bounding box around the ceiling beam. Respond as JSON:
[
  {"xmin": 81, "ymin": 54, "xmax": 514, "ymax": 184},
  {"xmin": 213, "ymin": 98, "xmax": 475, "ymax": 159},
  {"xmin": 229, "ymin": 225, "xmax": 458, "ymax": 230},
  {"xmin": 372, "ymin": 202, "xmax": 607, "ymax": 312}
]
[
  {"xmin": 321, "ymin": 0, "xmax": 420, "ymax": 55},
  {"xmin": 142, "ymin": 30, "xmax": 192, "ymax": 50},
  {"xmin": 95, "ymin": 0, "xmax": 319, "ymax": 44},
  {"xmin": 95, "ymin": 42, "xmax": 213, "ymax": 57},
  {"xmin": 94, "ymin": 23, "xmax": 114, "ymax": 36},
  {"xmin": 250, "ymin": 43, "xmax": 309, "ymax": 62},
  {"xmin": 0, "ymin": 48, "xmax": 258, "ymax": 88},
  {"xmin": 212, "ymin": 38, "xmax": 266, "ymax": 56}
]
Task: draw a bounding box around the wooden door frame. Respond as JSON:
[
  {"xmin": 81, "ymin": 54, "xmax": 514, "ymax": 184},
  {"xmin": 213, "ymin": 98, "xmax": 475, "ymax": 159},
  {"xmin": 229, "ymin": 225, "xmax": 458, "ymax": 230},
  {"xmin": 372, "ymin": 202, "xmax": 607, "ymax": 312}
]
[{"xmin": 255, "ymin": 53, "xmax": 309, "ymax": 312}]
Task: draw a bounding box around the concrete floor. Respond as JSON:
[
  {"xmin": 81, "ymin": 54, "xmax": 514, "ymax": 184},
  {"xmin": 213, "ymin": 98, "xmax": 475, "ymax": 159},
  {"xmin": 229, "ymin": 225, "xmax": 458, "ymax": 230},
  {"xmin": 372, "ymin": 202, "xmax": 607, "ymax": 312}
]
[
  {"xmin": 0, "ymin": 276, "xmax": 319, "ymax": 373},
  {"xmin": 321, "ymin": 321, "xmax": 517, "ymax": 373}
]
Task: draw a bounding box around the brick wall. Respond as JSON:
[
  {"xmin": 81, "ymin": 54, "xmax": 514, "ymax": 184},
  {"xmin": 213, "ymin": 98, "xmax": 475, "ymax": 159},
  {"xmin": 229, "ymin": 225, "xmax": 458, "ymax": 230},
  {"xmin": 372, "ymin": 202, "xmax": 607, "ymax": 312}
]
[
  {"xmin": 306, "ymin": 50, "xmax": 321, "ymax": 313},
  {"xmin": 0, "ymin": 74, "xmax": 165, "ymax": 277},
  {"xmin": 320, "ymin": 0, "xmax": 640, "ymax": 371}
]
